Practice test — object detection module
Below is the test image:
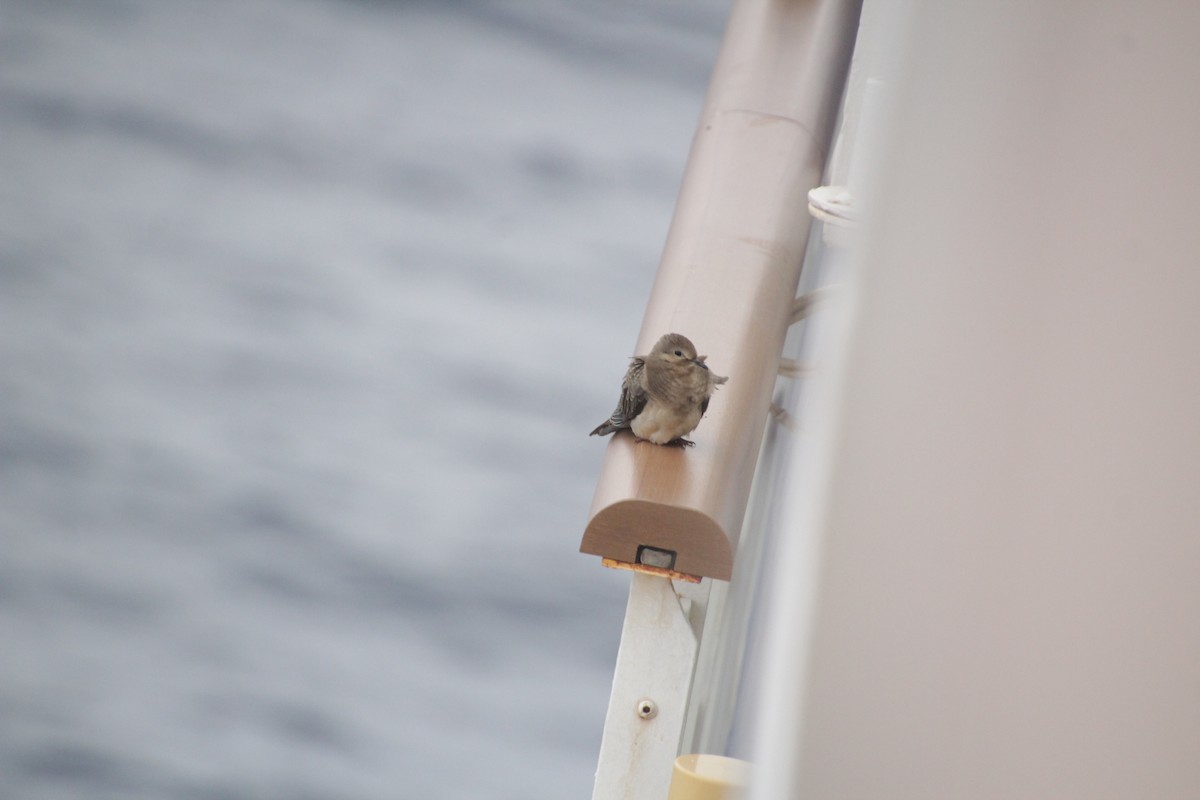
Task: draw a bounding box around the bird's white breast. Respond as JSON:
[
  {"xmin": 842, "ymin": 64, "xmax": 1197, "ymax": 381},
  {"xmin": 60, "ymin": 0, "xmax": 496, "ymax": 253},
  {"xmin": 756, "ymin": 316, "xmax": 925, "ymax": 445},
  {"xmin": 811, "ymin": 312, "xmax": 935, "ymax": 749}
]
[{"xmin": 630, "ymin": 398, "xmax": 703, "ymax": 444}]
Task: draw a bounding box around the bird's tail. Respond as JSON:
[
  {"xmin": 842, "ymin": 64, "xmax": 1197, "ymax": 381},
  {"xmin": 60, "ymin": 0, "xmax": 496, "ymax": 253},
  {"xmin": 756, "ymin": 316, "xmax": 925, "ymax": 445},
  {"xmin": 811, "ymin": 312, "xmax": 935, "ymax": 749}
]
[{"xmin": 590, "ymin": 421, "xmax": 618, "ymax": 437}]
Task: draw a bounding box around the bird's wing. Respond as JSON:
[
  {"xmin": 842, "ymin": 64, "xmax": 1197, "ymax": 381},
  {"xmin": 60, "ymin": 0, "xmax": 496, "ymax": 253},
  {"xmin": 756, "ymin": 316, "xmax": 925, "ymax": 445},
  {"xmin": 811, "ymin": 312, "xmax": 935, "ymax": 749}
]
[
  {"xmin": 608, "ymin": 357, "xmax": 648, "ymax": 428},
  {"xmin": 591, "ymin": 358, "xmax": 649, "ymax": 436},
  {"xmin": 699, "ymin": 371, "xmax": 728, "ymax": 416}
]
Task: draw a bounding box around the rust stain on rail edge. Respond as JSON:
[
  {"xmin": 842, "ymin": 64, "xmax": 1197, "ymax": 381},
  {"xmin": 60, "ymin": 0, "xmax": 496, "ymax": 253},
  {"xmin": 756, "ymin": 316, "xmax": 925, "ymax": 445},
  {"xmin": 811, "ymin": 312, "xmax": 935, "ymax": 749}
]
[{"xmin": 601, "ymin": 558, "xmax": 702, "ymax": 584}]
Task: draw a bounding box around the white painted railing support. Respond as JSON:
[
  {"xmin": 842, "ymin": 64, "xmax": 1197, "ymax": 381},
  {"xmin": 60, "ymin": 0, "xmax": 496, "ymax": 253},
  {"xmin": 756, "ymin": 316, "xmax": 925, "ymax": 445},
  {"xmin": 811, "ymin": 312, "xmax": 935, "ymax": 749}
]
[{"xmin": 591, "ymin": 573, "xmax": 709, "ymax": 800}]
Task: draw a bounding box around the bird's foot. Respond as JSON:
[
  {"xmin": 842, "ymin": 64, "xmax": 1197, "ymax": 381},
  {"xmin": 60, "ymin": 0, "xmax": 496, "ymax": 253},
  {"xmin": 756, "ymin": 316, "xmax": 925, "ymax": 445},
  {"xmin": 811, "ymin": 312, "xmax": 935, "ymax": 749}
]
[{"xmin": 631, "ymin": 435, "xmax": 694, "ymax": 448}]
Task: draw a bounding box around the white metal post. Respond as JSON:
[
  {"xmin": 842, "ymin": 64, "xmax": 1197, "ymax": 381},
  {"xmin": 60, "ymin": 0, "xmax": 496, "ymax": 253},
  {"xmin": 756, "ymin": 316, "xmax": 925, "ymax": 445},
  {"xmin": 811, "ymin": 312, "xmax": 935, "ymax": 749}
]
[{"xmin": 591, "ymin": 573, "xmax": 707, "ymax": 800}]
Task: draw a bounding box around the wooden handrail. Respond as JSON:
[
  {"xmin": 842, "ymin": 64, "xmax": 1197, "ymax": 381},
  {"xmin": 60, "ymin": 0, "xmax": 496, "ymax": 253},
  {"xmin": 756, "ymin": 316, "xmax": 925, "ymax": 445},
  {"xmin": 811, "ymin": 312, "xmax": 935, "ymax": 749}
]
[{"xmin": 581, "ymin": 0, "xmax": 863, "ymax": 581}]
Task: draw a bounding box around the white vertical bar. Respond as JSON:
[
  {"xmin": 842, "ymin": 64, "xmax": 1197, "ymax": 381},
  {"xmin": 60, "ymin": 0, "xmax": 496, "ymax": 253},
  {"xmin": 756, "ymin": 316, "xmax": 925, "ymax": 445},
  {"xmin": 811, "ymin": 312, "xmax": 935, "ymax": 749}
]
[{"xmin": 591, "ymin": 574, "xmax": 700, "ymax": 800}]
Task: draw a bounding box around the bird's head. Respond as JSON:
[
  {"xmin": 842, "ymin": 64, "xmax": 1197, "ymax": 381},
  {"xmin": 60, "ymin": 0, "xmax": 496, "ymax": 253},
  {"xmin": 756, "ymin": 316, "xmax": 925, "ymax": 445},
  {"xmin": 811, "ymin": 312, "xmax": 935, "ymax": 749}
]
[{"xmin": 651, "ymin": 333, "xmax": 706, "ymax": 368}]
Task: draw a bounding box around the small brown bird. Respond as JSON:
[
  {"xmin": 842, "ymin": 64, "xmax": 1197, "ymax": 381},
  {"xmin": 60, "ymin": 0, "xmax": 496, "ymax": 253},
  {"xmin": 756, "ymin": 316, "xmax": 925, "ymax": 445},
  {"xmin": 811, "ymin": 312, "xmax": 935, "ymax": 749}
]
[{"xmin": 590, "ymin": 333, "xmax": 728, "ymax": 447}]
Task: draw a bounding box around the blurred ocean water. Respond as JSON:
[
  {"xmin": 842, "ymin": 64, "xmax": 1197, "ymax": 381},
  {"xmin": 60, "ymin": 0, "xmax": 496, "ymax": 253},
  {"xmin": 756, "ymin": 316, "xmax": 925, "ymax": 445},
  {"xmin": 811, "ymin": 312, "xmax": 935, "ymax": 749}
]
[{"xmin": 0, "ymin": 1, "xmax": 728, "ymax": 797}]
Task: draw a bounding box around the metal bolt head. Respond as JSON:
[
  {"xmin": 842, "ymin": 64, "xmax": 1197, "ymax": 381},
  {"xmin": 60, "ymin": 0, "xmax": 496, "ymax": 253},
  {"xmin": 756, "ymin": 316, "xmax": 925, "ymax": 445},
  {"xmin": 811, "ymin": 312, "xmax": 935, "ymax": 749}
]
[{"xmin": 636, "ymin": 698, "xmax": 657, "ymax": 720}]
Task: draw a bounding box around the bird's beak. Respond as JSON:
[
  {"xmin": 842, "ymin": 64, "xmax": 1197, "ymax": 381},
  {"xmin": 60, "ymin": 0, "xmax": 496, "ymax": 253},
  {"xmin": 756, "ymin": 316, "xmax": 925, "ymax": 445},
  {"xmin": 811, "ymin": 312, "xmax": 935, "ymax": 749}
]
[{"xmin": 693, "ymin": 357, "xmax": 709, "ymax": 370}]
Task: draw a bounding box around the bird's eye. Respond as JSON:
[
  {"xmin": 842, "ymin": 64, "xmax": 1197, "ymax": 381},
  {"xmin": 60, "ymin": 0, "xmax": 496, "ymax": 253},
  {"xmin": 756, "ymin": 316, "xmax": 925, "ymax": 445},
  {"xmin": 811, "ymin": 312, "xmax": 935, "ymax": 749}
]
[{"xmin": 674, "ymin": 349, "xmax": 683, "ymax": 357}]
